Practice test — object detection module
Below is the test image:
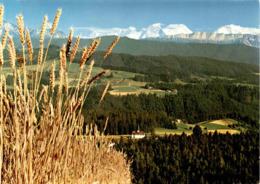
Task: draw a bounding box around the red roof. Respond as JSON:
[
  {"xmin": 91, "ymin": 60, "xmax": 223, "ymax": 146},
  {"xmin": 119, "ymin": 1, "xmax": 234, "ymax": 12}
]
[{"xmin": 132, "ymin": 131, "xmax": 145, "ymax": 135}]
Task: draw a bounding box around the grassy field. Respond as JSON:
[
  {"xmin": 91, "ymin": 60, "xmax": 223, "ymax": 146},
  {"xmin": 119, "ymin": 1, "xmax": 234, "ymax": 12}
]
[
  {"xmin": 109, "ymin": 119, "xmax": 243, "ymax": 139},
  {"xmin": 4, "ymin": 58, "xmax": 175, "ymax": 96},
  {"xmin": 152, "ymin": 119, "xmax": 242, "ymax": 136}
]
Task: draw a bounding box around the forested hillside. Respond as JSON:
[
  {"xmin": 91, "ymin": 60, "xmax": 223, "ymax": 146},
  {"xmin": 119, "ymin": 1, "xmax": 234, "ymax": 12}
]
[
  {"xmin": 81, "ymin": 80, "xmax": 259, "ymax": 134},
  {"xmin": 116, "ymin": 131, "xmax": 259, "ymax": 184},
  {"xmin": 76, "ymin": 51, "xmax": 259, "ymax": 84}
]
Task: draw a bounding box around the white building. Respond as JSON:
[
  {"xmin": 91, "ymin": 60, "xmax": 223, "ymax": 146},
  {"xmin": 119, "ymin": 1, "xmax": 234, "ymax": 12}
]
[{"xmin": 131, "ymin": 125, "xmax": 145, "ymax": 139}]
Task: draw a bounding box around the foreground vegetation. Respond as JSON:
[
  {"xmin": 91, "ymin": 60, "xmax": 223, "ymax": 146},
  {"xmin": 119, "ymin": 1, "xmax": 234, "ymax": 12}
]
[
  {"xmin": 0, "ymin": 6, "xmax": 131, "ymax": 183},
  {"xmin": 116, "ymin": 131, "xmax": 259, "ymax": 184}
]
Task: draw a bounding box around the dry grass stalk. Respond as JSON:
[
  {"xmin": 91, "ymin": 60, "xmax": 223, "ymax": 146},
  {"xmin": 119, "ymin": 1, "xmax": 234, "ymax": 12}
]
[
  {"xmin": 0, "ymin": 43, "xmax": 3, "ymax": 67},
  {"xmin": 104, "ymin": 37, "xmax": 120, "ymax": 59},
  {"xmin": 88, "ymin": 69, "xmax": 110, "ymax": 85},
  {"xmin": 66, "ymin": 28, "xmax": 73, "ymax": 57},
  {"xmin": 87, "ymin": 37, "xmax": 101, "ymax": 60},
  {"xmin": 1, "ymin": 29, "xmax": 8, "ymax": 49},
  {"xmin": 49, "ymin": 60, "xmax": 56, "ymax": 93},
  {"xmin": 0, "ymin": 4, "xmax": 3, "ymax": 27},
  {"xmin": 9, "ymin": 36, "xmax": 16, "ymax": 61},
  {"xmin": 70, "ymin": 36, "xmax": 80, "ymax": 62},
  {"xmin": 79, "ymin": 39, "xmax": 96, "ymax": 69},
  {"xmin": 1, "ymin": 5, "xmax": 131, "ymax": 184},
  {"xmin": 1, "ymin": 75, "xmax": 6, "ymax": 94},
  {"xmin": 61, "ymin": 45, "xmax": 66, "ymax": 70},
  {"xmin": 17, "ymin": 70, "xmax": 22, "ymax": 90},
  {"xmin": 40, "ymin": 16, "xmax": 48, "ymax": 45},
  {"xmin": 38, "ymin": 44, "xmax": 43, "ymax": 65},
  {"xmin": 7, "ymin": 42, "xmax": 15, "ymax": 69},
  {"xmin": 51, "ymin": 8, "xmax": 62, "ymax": 35},
  {"xmin": 99, "ymin": 82, "xmax": 110, "ymax": 104},
  {"xmin": 16, "ymin": 14, "xmax": 25, "ymax": 45},
  {"xmin": 26, "ymin": 28, "xmax": 33, "ymax": 61},
  {"xmin": 58, "ymin": 59, "xmax": 64, "ymax": 94},
  {"xmin": 79, "ymin": 59, "xmax": 94, "ymax": 89},
  {"xmin": 64, "ymin": 71, "xmax": 68, "ymax": 95}
]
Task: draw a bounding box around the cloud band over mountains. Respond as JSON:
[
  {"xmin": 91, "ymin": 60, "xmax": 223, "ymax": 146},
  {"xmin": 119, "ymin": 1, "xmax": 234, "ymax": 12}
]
[{"xmin": 73, "ymin": 23, "xmax": 260, "ymax": 39}]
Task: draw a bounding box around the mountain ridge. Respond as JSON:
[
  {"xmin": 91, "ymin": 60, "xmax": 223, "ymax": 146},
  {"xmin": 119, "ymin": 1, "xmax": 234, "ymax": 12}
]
[
  {"xmin": 14, "ymin": 36, "xmax": 258, "ymax": 65},
  {"xmin": 145, "ymin": 32, "xmax": 260, "ymax": 48}
]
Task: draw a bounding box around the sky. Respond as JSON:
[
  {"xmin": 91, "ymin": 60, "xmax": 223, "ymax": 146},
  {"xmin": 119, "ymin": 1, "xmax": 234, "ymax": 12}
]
[{"xmin": 1, "ymin": 0, "xmax": 259, "ymax": 33}]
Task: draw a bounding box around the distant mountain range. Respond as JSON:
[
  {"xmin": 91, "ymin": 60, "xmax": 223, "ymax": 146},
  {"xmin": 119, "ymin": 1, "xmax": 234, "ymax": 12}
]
[
  {"xmin": 2, "ymin": 21, "xmax": 259, "ymax": 48},
  {"xmin": 0, "ymin": 21, "xmax": 67, "ymax": 39},
  {"xmin": 145, "ymin": 32, "xmax": 260, "ymax": 48},
  {"xmin": 74, "ymin": 23, "xmax": 260, "ymax": 48}
]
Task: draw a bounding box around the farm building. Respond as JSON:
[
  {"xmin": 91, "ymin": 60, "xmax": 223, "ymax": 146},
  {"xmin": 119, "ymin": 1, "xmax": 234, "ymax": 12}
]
[{"xmin": 132, "ymin": 125, "xmax": 145, "ymax": 139}]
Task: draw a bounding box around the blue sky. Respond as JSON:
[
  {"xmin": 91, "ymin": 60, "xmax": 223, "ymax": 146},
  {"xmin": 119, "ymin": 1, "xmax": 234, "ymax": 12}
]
[{"xmin": 2, "ymin": 0, "xmax": 259, "ymax": 33}]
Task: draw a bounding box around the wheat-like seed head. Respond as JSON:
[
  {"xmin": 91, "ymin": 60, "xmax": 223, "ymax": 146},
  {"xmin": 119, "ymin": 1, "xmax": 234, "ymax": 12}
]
[
  {"xmin": 0, "ymin": 4, "xmax": 4, "ymax": 27},
  {"xmin": 42, "ymin": 85, "xmax": 48, "ymax": 103},
  {"xmin": 49, "ymin": 61, "xmax": 56, "ymax": 93},
  {"xmin": 82, "ymin": 39, "xmax": 96, "ymax": 63},
  {"xmin": 38, "ymin": 44, "xmax": 44, "ymax": 65},
  {"xmin": 51, "ymin": 8, "xmax": 62, "ymax": 35},
  {"xmin": 16, "ymin": 14, "xmax": 25, "ymax": 45},
  {"xmin": 2, "ymin": 29, "xmax": 8, "ymax": 49},
  {"xmin": 88, "ymin": 69, "xmax": 109, "ymax": 85},
  {"xmin": 104, "ymin": 37, "xmax": 120, "ymax": 59},
  {"xmin": 16, "ymin": 86, "xmax": 25, "ymax": 103},
  {"xmin": 9, "ymin": 36, "xmax": 16, "ymax": 59},
  {"xmin": 64, "ymin": 71, "xmax": 68, "ymax": 95},
  {"xmin": 79, "ymin": 59, "xmax": 94, "ymax": 89},
  {"xmin": 66, "ymin": 28, "xmax": 73, "ymax": 57},
  {"xmin": 26, "ymin": 28, "xmax": 33, "ymax": 61},
  {"xmin": 99, "ymin": 82, "xmax": 110, "ymax": 104},
  {"xmin": 72, "ymin": 93, "xmax": 83, "ymax": 113},
  {"xmin": 2, "ymin": 75, "xmax": 6, "ymax": 94},
  {"xmin": 17, "ymin": 70, "xmax": 22, "ymax": 90},
  {"xmin": 58, "ymin": 66, "xmax": 64, "ymax": 94},
  {"xmin": 87, "ymin": 38, "xmax": 101, "ymax": 60},
  {"xmin": 59, "ymin": 45, "xmax": 66, "ymax": 72},
  {"xmin": 8, "ymin": 38, "xmax": 16, "ymax": 69},
  {"xmin": 40, "ymin": 16, "xmax": 48, "ymax": 44},
  {"xmin": 80, "ymin": 46, "xmax": 87, "ymax": 70},
  {"xmin": 0, "ymin": 42, "xmax": 3, "ymax": 67},
  {"xmin": 70, "ymin": 36, "xmax": 80, "ymax": 62}
]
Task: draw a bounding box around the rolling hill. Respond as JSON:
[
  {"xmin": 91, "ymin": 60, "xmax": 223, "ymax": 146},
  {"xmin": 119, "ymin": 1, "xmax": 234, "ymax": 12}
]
[{"xmin": 13, "ymin": 36, "xmax": 259, "ymax": 65}]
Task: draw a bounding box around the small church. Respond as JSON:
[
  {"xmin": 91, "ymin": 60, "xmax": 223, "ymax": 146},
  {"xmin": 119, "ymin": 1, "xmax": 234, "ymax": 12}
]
[{"xmin": 131, "ymin": 125, "xmax": 145, "ymax": 139}]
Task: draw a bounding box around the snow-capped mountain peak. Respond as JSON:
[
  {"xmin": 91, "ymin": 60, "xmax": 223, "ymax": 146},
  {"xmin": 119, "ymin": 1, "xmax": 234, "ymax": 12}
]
[
  {"xmin": 162, "ymin": 24, "xmax": 192, "ymax": 36},
  {"xmin": 76, "ymin": 23, "xmax": 194, "ymax": 39},
  {"xmin": 214, "ymin": 24, "xmax": 260, "ymax": 35},
  {"xmin": 140, "ymin": 23, "xmax": 165, "ymax": 39}
]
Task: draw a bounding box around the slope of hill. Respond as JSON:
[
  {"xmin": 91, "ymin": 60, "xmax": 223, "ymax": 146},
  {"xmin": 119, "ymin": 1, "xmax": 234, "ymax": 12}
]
[
  {"xmin": 17, "ymin": 36, "xmax": 259, "ymax": 65},
  {"xmin": 80, "ymin": 52, "xmax": 259, "ymax": 84}
]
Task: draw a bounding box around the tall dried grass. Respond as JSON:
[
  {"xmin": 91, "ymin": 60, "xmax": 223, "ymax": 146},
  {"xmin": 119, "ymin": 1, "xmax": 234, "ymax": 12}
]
[{"xmin": 0, "ymin": 5, "xmax": 131, "ymax": 184}]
